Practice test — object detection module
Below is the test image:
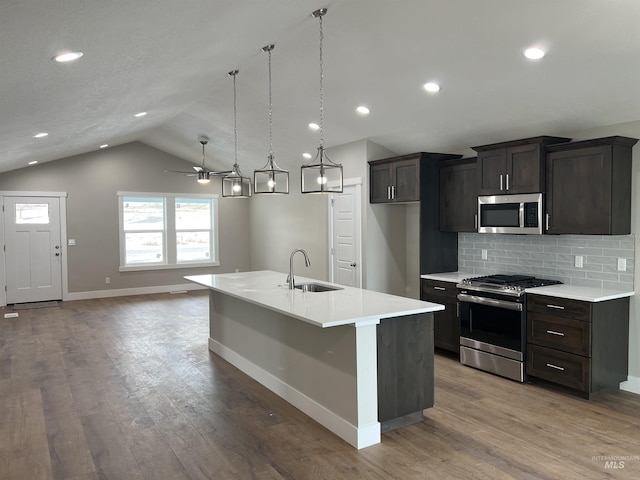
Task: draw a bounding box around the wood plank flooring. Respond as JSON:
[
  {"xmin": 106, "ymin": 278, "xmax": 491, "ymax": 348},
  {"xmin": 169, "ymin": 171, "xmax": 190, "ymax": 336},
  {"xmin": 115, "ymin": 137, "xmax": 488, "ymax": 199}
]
[{"xmin": 1, "ymin": 291, "xmax": 639, "ymax": 479}]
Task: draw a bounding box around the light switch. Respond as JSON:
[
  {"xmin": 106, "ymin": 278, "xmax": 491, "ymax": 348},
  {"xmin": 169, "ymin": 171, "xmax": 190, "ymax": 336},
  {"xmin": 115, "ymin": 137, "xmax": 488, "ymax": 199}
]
[{"xmin": 68, "ymin": 239, "xmax": 76, "ymax": 246}]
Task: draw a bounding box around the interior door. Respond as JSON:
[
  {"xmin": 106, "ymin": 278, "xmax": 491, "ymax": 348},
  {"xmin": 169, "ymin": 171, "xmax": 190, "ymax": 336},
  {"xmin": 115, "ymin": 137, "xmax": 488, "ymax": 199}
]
[
  {"xmin": 5, "ymin": 196, "xmax": 63, "ymax": 304},
  {"xmin": 330, "ymin": 183, "xmax": 361, "ymax": 288}
]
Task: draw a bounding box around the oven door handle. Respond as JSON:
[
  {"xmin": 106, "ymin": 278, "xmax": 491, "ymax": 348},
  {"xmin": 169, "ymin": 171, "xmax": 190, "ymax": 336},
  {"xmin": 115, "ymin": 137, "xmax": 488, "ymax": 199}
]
[{"xmin": 457, "ymin": 293, "xmax": 523, "ymax": 312}]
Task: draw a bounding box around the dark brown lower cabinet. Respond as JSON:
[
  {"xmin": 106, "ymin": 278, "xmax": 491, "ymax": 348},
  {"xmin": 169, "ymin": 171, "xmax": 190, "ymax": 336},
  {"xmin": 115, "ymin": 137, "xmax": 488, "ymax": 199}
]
[
  {"xmin": 377, "ymin": 313, "xmax": 434, "ymax": 432},
  {"xmin": 421, "ymin": 279, "xmax": 460, "ymax": 354},
  {"xmin": 526, "ymin": 294, "xmax": 629, "ymax": 399}
]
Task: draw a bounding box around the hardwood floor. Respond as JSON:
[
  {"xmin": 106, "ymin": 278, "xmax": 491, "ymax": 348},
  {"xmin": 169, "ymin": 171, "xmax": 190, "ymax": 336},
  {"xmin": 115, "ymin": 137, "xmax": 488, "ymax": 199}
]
[{"xmin": 1, "ymin": 291, "xmax": 639, "ymax": 479}]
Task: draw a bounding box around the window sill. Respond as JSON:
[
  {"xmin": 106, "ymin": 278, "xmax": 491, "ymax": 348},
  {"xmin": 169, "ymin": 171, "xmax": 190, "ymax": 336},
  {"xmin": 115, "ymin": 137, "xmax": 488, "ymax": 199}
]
[{"xmin": 119, "ymin": 261, "xmax": 220, "ymax": 272}]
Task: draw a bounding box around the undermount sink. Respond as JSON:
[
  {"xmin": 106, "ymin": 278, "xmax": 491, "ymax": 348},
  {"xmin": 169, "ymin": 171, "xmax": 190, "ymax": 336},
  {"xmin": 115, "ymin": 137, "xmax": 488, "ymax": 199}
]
[{"xmin": 294, "ymin": 282, "xmax": 343, "ymax": 293}]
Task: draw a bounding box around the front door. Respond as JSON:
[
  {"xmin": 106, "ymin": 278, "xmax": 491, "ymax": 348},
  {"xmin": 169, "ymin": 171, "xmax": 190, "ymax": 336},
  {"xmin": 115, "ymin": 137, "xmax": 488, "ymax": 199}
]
[
  {"xmin": 330, "ymin": 183, "xmax": 361, "ymax": 288},
  {"xmin": 5, "ymin": 196, "xmax": 63, "ymax": 304}
]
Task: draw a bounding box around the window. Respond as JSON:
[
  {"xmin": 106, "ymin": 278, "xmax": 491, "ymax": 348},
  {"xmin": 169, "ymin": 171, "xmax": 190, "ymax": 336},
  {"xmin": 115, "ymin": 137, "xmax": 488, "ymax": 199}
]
[{"xmin": 118, "ymin": 192, "xmax": 219, "ymax": 271}]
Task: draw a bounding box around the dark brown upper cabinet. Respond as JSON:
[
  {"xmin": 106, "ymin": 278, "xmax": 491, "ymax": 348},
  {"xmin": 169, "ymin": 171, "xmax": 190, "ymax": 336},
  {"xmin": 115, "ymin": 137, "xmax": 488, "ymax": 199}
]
[
  {"xmin": 473, "ymin": 136, "xmax": 570, "ymax": 195},
  {"xmin": 439, "ymin": 157, "xmax": 478, "ymax": 232},
  {"xmin": 369, "ymin": 152, "xmax": 461, "ymax": 204},
  {"xmin": 545, "ymin": 136, "xmax": 638, "ymax": 235}
]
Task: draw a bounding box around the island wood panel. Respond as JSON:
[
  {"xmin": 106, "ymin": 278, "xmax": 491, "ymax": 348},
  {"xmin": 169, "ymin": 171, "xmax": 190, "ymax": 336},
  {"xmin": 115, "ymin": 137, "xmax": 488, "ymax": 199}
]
[{"xmin": 376, "ymin": 313, "xmax": 434, "ymax": 431}]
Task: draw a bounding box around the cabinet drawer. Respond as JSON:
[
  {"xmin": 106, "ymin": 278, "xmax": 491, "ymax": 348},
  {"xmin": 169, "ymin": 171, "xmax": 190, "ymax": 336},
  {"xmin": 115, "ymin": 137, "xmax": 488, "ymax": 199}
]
[
  {"xmin": 526, "ymin": 344, "xmax": 589, "ymax": 392},
  {"xmin": 421, "ymin": 279, "xmax": 458, "ymax": 301},
  {"xmin": 527, "ymin": 312, "xmax": 590, "ymax": 356},
  {"xmin": 527, "ymin": 294, "xmax": 590, "ymax": 321}
]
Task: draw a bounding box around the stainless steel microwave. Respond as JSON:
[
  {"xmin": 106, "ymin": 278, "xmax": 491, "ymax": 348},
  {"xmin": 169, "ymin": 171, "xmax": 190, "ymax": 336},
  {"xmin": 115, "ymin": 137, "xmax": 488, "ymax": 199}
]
[{"xmin": 478, "ymin": 193, "xmax": 543, "ymax": 234}]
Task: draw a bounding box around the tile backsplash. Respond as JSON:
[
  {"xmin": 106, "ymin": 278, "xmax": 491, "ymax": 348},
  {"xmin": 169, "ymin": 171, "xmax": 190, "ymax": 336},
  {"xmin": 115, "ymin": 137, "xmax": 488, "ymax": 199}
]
[{"xmin": 458, "ymin": 233, "xmax": 635, "ymax": 289}]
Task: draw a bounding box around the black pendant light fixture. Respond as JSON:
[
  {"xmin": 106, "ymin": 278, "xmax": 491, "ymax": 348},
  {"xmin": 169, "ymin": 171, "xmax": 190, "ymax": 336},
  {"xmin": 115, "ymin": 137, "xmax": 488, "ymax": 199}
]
[
  {"xmin": 254, "ymin": 44, "xmax": 289, "ymax": 194},
  {"xmin": 301, "ymin": 7, "xmax": 343, "ymax": 194},
  {"xmin": 222, "ymin": 70, "xmax": 252, "ymax": 198}
]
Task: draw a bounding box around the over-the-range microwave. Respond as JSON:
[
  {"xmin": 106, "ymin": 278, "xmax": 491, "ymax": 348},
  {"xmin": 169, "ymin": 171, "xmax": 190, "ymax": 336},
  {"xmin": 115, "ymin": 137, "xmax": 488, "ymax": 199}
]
[{"xmin": 478, "ymin": 193, "xmax": 543, "ymax": 234}]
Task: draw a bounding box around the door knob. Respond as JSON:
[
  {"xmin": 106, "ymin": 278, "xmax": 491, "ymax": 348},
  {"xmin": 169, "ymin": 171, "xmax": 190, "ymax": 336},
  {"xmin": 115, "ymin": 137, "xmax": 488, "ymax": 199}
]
[{"xmin": 350, "ymin": 262, "xmax": 357, "ymax": 267}]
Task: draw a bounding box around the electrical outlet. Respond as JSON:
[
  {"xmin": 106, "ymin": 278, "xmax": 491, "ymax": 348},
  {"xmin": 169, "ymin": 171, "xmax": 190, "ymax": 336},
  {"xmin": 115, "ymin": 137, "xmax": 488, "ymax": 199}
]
[
  {"xmin": 617, "ymin": 258, "xmax": 626, "ymax": 271},
  {"xmin": 574, "ymin": 255, "xmax": 583, "ymax": 268},
  {"xmin": 481, "ymin": 249, "xmax": 488, "ymax": 260},
  {"xmin": 105, "ymin": 277, "xmax": 110, "ymax": 284}
]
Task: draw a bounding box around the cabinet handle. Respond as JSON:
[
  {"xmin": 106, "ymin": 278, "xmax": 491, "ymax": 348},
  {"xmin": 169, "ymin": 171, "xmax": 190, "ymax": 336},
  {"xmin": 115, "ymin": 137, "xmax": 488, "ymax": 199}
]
[
  {"xmin": 456, "ymin": 301, "xmax": 460, "ymax": 317},
  {"xmin": 506, "ymin": 173, "xmax": 509, "ymax": 191},
  {"xmin": 391, "ymin": 185, "xmax": 396, "ymax": 199},
  {"xmin": 387, "ymin": 186, "xmax": 391, "ymax": 200},
  {"xmin": 545, "ymin": 213, "xmax": 550, "ymax": 231},
  {"xmin": 546, "ymin": 363, "xmax": 565, "ymax": 371},
  {"xmin": 499, "ymin": 174, "xmax": 504, "ymax": 191},
  {"xmin": 474, "ymin": 214, "xmax": 478, "ymax": 229},
  {"xmin": 433, "ymin": 286, "xmax": 446, "ymax": 291},
  {"xmin": 546, "ymin": 304, "xmax": 565, "ymax": 310},
  {"xmin": 546, "ymin": 330, "xmax": 565, "ymax": 337}
]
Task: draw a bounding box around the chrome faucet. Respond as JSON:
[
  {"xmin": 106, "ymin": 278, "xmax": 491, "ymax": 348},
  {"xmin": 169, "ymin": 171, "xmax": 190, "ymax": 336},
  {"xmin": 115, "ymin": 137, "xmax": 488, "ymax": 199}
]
[{"xmin": 287, "ymin": 248, "xmax": 311, "ymax": 289}]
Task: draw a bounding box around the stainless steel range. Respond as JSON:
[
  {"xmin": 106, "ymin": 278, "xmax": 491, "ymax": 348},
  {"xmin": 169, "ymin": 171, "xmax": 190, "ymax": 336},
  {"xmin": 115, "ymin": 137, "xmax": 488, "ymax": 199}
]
[{"xmin": 456, "ymin": 274, "xmax": 562, "ymax": 382}]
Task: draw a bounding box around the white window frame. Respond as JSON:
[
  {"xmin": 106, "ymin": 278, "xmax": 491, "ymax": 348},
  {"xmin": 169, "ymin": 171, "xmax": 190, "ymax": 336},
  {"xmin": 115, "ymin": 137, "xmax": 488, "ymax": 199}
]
[{"xmin": 118, "ymin": 192, "xmax": 220, "ymax": 272}]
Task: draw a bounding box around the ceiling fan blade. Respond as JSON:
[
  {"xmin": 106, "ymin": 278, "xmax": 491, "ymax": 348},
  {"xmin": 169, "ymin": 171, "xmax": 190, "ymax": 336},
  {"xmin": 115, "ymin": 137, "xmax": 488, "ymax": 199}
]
[
  {"xmin": 206, "ymin": 170, "xmax": 232, "ymax": 177},
  {"xmin": 164, "ymin": 169, "xmax": 197, "ymax": 176},
  {"xmin": 193, "ymin": 166, "xmax": 203, "ymax": 172}
]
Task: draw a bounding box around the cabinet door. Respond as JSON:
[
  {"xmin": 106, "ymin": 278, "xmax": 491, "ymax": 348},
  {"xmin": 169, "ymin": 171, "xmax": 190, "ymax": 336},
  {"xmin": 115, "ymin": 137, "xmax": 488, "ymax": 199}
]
[
  {"xmin": 546, "ymin": 146, "xmax": 612, "ymax": 234},
  {"xmin": 477, "ymin": 149, "xmax": 507, "ymax": 195},
  {"xmin": 440, "ymin": 159, "xmax": 478, "ymax": 232},
  {"xmin": 505, "ymin": 143, "xmax": 541, "ymax": 193},
  {"xmin": 421, "ymin": 279, "xmax": 460, "ymax": 353},
  {"xmin": 393, "ymin": 159, "xmax": 420, "ymax": 202},
  {"xmin": 370, "ymin": 163, "xmax": 392, "ymax": 203}
]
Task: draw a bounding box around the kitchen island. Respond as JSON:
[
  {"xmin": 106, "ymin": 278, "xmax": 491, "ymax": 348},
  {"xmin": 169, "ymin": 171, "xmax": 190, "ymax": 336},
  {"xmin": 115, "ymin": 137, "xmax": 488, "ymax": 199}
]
[{"xmin": 185, "ymin": 270, "xmax": 444, "ymax": 449}]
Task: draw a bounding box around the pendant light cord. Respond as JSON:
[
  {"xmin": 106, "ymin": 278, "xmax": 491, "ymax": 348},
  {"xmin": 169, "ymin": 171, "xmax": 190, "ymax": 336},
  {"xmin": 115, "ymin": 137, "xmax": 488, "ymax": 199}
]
[
  {"xmin": 268, "ymin": 48, "xmax": 274, "ymax": 159},
  {"xmin": 233, "ymin": 72, "xmax": 238, "ymax": 167},
  {"xmin": 318, "ymin": 11, "xmax": 324, "ymax": 149}
]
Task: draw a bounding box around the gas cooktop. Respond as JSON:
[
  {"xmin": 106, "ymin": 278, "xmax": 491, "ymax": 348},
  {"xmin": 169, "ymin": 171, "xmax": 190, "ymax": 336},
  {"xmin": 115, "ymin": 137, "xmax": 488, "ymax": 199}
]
[{"xmin": 458, "ymin": 274, "xmax": 562, "ymax": 296}]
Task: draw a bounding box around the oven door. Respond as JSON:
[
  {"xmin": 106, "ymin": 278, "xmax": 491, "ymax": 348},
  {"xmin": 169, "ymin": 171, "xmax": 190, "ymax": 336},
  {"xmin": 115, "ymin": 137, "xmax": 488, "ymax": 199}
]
[{"xmin": 458, "ymin": 292, "xmax": 525, "ymax": 358}]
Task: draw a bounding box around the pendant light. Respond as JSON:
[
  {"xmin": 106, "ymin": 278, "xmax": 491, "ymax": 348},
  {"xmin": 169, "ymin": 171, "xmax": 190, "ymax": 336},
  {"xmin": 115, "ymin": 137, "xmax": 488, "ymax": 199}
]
[
  {"xmin": 222, "ymin": 70, "xmax": 252, "ymax": 198},
  {"xmin": 254, "ymin": 45, "xmax": 289, "ymax": 194},
  {"xmin": 301, "ymin": 7, "xmax": 343, "ymax": 194}
]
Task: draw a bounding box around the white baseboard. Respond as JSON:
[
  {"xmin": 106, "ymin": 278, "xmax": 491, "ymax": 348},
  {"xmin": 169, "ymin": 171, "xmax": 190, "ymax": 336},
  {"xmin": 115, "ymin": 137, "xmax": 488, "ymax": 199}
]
[
  {"xmin": 621, "ymin": 375, "xmax": 640, "ymax": 395},
  {"xmin": 208, "ymin": 337, "xmax": 380, "ymax": 449},
  {"xmin": 64, "ymin": 283, "xmax": 206, "ymax": 301}
]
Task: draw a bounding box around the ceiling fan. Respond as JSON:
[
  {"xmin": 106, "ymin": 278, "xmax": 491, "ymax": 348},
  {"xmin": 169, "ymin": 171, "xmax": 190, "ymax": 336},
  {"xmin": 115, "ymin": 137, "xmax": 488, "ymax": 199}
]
[{"xmin": 164, "ymin": 137, "xmax": 230, "ymax": 184}]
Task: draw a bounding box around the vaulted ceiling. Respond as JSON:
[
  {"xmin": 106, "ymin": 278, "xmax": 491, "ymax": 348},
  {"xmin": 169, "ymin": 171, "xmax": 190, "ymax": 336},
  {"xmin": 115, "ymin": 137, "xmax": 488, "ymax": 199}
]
[{"xmin": 2, "ymin": 0, "xmax": 639, "ymax": 174}]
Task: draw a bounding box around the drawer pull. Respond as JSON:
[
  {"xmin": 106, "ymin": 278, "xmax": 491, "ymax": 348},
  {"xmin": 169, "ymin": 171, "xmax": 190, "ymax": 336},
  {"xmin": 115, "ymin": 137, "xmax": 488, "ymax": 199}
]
[
  {"xmin": 546, "ymin": 304, "xmax": 565, "ymax": 310},
  {"xmin": 546, "ymin": 330, "xmax": 565, "ymax": 337},
  {"xmin": 546, "ymin": 363, "xmax": 565, "ymax": 371},
  {"xmin": 433, "ymin": 286, "xmax": 446, "ymax": 291}
]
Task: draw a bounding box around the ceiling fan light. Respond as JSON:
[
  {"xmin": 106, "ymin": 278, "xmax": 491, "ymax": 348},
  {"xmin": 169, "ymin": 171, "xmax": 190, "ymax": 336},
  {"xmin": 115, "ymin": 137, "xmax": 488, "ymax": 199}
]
[{"xmin": 197, "ymin": 171, "xmax": 210, "ymax": 184}]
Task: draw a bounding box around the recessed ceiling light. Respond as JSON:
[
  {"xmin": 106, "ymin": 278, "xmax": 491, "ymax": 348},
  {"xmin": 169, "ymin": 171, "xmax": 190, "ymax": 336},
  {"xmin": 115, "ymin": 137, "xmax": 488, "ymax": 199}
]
[
  {"xmin": 524, "ymin": 47, "xmax": 545, "ymax": 60},
  {"xmin": 33, "ymin": 132, "xmax": 48, "ymax": 138},
  {"xmin": 356, "ymin": 106, "xmax": 370, "ymax": 115},
  {"xmin": 308, "ymin": 122, "xmax": 320, "ymax": 131},
  {"xmin": 99, "ymin": 144, "xmax": 109, "ymax": 149},
  {"xmin": 423, "ymin": 82, "xmax": 440, "ymax": 93},
  {"xmin": 302, "ymin": 152, "xmax": 313, "ymax": 159},
  {"xmin": 134, "ymin": 112, "xmax": 147, "ymax": 117},
  {"xmin": 28, "ymin": 160, "xmax": 38, "ymax": 165},
  {"xmin": 53, "ymin": 51, "xmax": 84, "ymax": 63}
]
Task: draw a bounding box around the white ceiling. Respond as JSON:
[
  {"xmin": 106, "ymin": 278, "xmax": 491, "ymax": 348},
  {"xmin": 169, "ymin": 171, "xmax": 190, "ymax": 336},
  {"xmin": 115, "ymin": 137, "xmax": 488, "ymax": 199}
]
[{"xmin": 2, "ymin": 0, "xmax": 640, "ymax": 174}]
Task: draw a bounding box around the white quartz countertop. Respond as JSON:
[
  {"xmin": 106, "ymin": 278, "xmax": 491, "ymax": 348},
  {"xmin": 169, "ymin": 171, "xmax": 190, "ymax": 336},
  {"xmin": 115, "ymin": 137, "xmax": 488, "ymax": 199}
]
[
  {"xmin": 524, "ymin": 284, "xmax": 634, "ymax": 302},
  {"xmin": 420, "ymin": 272, "xmax": 473, "ymax": 283},
  {"xmin": 420, "ymin": 271, "xmax": 634, "ymax": 302},
  {"xmin": 186, "ymin": 270, "xmax": 444, "ymax": 328}
]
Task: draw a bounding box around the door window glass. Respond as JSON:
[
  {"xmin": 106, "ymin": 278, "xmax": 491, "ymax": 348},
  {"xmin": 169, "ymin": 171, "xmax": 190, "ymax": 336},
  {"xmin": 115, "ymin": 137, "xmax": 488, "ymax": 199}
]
[{"xmin": 15, "ymin": 203, "xmax": 50, "ymax": 224}]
